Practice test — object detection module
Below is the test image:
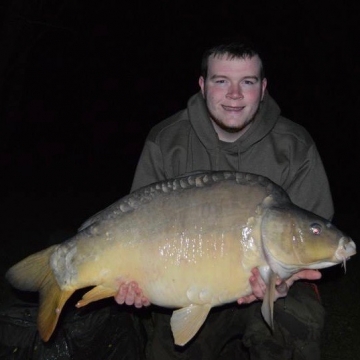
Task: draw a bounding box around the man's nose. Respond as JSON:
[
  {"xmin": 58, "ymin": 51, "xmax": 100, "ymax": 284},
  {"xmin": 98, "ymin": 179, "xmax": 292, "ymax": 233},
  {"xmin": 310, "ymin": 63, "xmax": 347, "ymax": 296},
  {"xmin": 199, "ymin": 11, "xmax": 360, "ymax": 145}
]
[{"xmin": 226, "ymin": 85, "xmax": 244, "ymax": 100}]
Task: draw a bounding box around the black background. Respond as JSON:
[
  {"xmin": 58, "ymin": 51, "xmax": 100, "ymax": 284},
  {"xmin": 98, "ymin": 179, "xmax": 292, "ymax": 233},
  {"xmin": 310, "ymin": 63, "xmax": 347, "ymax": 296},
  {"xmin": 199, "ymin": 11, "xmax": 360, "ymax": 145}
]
[
  {"xmin": 1, "ymin": 1, "xmax": 360, "ymax": 358},
  {"xmin": 1, "ymin": 1, "xmax": 359, "ymax": 208}
]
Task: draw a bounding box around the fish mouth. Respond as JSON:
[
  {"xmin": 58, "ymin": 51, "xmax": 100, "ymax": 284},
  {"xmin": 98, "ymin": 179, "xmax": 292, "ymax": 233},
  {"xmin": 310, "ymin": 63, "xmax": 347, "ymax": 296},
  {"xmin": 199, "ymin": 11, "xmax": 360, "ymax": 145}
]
[{"xmin": 335, "ymin": 237, "xmax": 356, "ymax": 272}]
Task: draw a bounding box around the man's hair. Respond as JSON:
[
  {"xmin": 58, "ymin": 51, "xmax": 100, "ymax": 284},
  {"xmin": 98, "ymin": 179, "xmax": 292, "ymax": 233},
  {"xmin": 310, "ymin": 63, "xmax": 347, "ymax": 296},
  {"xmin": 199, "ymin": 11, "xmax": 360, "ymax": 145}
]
[{"xmin": 200, "ymin": 37, "xmax": 265, "ymax": 80}]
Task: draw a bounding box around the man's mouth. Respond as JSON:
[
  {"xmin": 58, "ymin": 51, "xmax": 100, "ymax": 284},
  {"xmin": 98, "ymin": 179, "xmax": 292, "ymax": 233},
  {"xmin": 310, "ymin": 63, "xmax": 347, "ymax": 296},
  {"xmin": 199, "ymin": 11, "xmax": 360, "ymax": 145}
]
[{"xmin": 222, "ymin": 105, "xmax": 245, "ymax": 111}]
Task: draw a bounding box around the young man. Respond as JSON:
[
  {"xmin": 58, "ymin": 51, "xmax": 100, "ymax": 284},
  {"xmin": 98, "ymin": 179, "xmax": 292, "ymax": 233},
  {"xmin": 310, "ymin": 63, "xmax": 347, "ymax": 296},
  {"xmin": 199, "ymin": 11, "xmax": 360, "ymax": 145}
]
[{"xmin": 116, "ymin": 39, "xmax": 334, "ymax": 359}]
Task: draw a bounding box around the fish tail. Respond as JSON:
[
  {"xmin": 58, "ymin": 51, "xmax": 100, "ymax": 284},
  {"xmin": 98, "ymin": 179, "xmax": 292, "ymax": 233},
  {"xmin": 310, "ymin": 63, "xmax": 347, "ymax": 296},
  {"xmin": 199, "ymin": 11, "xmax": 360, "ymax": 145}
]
[
  {"xmin": 5, "ymin": 245, "xmax": 74, "ymax": 341},
  {"xmin": 6, "ymin": 245, "xmax": 58, "ymax": 292},
  {"xmin": 37, "ymin": 269, "xmax": 74, "ymax": 341}
]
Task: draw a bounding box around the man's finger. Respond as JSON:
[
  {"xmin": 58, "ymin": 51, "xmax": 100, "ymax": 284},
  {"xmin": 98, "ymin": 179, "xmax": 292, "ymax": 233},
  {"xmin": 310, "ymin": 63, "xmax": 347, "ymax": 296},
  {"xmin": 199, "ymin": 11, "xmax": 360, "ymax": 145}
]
[
  {"xmin": 288, "ymin": 270, "xmax": 322, "ymax": 284},
  {"xmin": 237, "ymin": 294, "xmax": 258, "ymax": 305},
  {"xmin": 275, "ymin": 281, "xmax": 288, "ymax": 296}
]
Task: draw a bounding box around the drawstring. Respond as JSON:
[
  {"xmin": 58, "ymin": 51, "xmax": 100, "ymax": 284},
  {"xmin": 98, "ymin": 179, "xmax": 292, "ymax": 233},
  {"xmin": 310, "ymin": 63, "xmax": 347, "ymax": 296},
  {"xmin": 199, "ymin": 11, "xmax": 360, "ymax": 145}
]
[
  {"xmin": 214, "ymin": 147, "xmax": 220, "ymax": 170},
  {"xmin": 237, "ymin": 148, "xmax": 242, "ymax": 171},
  {"xmin": 186, "ymin": 131, "xmax": 194, "ymax": 174},
  {"xmin": 208, "ymin": 146, "xmax": 220, "ymax": 171}
]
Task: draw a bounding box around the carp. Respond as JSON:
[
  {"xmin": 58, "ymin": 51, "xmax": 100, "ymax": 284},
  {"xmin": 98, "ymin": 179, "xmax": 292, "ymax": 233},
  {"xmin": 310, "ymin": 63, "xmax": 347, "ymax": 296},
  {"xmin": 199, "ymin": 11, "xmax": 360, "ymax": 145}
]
[{"xmin": 6, "ymin": 171, "xmax": 356, "ymax": 346}]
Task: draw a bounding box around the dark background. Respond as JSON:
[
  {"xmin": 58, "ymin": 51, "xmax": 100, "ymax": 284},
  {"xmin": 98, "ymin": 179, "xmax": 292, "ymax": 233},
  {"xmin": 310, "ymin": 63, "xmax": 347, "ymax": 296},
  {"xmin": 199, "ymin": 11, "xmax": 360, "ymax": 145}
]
[
  {"xmin": 0, "ymin": 1, "xmax": 359, "ymax": 359},
  {"xmin": 1, "ymin": 0, "xmax": 359, "ymax": 207}
]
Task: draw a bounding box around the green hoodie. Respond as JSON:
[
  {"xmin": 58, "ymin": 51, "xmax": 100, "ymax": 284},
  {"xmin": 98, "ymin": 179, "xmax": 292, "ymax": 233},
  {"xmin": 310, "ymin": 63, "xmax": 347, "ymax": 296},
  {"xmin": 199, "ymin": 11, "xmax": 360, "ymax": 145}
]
[{"xmin": 131, "ymin": 91, "xmax": 334, "ymax": 220}]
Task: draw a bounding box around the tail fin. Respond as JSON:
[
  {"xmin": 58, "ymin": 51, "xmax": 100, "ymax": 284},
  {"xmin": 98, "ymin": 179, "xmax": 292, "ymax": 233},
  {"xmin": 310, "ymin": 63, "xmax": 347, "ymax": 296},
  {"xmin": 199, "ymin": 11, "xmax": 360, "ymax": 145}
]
[
  {"xmin": 37, "ymin": 269, "xmax": 74, "ymax": 341},
  {"xmin": 6, "ymin": 246, "xmax": 74, "ymax": 341}
]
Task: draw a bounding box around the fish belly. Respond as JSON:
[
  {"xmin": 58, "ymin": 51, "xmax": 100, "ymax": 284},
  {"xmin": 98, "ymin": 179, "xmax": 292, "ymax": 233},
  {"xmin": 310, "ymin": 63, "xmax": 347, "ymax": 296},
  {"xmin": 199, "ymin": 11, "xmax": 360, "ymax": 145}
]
[{"xmin": 56, "ymin": 181, "xmax": 266, "ymax": 309}]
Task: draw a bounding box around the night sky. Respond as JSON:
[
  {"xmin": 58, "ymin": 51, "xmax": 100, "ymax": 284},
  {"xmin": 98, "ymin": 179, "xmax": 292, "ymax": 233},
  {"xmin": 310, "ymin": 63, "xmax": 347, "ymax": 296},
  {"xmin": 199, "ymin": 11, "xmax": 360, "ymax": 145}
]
[
  {"xmin": 1, "ymin": 2, "xmax": 360, "ymax": 357},
  {"xmin": 1, "ymin": 0, "xmax": 359, "ymax": 237}
]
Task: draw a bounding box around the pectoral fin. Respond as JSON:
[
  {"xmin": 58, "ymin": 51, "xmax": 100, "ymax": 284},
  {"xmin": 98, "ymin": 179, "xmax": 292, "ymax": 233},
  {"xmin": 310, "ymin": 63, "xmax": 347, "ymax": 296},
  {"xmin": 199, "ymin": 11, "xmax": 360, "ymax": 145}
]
[
  {"xmin": 76, "ymin": 285, "xmax": 117, "ymax": 307},
  {"xmin": 170, "ymin": 304, "xmax": 211, "ymax": 346},
  {"xmin": 261, "ymin": 270, "xmax": 278, "ymax": 331}
]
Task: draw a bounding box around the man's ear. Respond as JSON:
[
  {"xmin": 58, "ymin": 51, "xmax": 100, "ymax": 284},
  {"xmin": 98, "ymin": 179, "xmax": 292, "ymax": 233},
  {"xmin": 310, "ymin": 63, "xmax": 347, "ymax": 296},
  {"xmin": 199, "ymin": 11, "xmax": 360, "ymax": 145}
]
[
  {"xmin": 261, "ymin": 78, "xmax": 267, "ymax": 100},
  {"xmin": 199, "ymin": 76, "xmax": 205, "ymax": 97}
]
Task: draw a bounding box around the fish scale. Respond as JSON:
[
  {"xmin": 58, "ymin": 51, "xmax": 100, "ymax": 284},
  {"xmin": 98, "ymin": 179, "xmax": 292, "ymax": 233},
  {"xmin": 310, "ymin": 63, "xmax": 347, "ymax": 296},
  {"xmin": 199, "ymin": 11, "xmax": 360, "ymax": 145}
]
[{"xmin": 5, "ymin": 171, "xmax": 356, "ymax": 346}]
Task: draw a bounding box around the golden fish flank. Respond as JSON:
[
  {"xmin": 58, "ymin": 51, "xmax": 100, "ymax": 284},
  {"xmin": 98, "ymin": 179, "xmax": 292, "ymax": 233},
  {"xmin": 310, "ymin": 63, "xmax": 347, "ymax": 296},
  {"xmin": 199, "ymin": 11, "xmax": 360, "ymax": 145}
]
[{"xmin": 5, "ymin": 171, "xmax": 356, "ymax": 346}]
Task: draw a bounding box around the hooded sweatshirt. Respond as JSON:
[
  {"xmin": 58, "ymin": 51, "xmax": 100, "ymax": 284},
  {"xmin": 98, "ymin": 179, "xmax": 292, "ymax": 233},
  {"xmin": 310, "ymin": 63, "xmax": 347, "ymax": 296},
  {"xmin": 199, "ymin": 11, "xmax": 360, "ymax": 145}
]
[{"xmin": 131, "ymin": 91, "xmax": 334, "ymax": 220}]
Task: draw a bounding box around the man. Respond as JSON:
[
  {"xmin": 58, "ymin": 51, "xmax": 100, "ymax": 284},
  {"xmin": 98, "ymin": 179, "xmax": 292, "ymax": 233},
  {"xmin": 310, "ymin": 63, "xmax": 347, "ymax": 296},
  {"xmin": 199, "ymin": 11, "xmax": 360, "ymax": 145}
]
[{"xmin": 116, "ymin": 38, "xmax": 334, "ymax": 359}]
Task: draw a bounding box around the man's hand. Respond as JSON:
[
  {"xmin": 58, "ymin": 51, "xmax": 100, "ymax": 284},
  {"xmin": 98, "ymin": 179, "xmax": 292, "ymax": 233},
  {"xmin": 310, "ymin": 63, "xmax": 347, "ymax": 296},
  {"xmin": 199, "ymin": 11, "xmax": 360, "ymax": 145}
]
[
  {"xmin": 114, "ymin": 269, "xmax": 322, "ymax": 308},
  {"xmin": 114, "ymin": 281, "xmax": 151, "ymax": 308},
  {"xmin": 237, "ymin": 268, "xmax": 322, "ymax": 305}
]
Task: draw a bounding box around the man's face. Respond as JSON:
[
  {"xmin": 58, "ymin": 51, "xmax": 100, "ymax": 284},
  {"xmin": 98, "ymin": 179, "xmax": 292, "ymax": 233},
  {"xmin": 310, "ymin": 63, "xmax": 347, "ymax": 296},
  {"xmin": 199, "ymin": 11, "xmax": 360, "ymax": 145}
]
[{"xmin": 199, "ymin": 54, "xmax": 267, "ymax": 141}]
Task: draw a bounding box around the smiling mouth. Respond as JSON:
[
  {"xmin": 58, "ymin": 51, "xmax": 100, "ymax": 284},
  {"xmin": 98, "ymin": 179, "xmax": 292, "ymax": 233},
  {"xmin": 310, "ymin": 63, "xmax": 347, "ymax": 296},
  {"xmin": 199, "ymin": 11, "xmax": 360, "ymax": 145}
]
[{"xmin": 222, "ymin": 105, "xmax": 244, "ymax": 111}]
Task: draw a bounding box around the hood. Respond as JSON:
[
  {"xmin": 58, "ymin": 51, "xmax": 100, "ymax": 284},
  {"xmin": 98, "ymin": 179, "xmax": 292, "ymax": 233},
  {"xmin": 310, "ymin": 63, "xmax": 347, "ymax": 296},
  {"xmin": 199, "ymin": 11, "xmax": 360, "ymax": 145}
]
[{"xmin": 188, "ymin": 91, "xmax": 281, "ymax": 154}]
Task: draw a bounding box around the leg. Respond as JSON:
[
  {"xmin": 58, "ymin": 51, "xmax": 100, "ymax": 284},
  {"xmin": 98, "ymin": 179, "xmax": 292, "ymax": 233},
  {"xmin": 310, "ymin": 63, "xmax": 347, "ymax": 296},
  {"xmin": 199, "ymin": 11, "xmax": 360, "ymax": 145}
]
[
  {"xmin": 147, "ymin": 304, "xmax": 249, "ymax": 360},
  {"xmin": 242, "ymin": 282, "xmax": 325, "ymax": 360}
]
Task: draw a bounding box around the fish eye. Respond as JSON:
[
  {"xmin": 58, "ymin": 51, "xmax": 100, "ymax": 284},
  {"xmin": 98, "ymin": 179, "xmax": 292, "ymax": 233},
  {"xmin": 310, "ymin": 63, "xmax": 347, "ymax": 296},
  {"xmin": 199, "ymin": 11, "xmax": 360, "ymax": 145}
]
[{"xmin": 310, "ymin": 223, "xmax": 322, "ymax": 235}]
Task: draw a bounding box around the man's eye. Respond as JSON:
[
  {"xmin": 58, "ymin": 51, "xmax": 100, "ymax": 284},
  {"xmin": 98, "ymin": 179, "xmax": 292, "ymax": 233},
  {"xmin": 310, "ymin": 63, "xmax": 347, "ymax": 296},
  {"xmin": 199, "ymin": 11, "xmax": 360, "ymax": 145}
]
[
  {"xmin": 243, "ymin": 80, "xmax": 254, "ymax": 85},
  {"xmin": 215, "ymin": 80, "xmax": 226, "ymax": 84}
]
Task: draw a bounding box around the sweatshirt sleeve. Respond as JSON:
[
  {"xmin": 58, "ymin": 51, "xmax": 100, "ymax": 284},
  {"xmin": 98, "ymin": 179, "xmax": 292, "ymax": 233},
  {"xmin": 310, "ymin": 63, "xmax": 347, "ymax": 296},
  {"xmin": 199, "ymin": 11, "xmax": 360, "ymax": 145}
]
[
  {"xmin": 130, "ymin": 138, "xmax": 166, "ymax": 192},
  {"xmin": 286, "ymin": 144, "xmax": 334, "ymax": 221}
]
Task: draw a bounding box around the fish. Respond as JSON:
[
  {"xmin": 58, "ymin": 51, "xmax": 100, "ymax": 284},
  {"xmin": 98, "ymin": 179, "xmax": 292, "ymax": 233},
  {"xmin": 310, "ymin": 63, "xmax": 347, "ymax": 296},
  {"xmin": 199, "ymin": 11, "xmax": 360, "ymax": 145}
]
[{"xmin": 5, "ymin": 171, "xmax": 356, "ymax": 346}]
